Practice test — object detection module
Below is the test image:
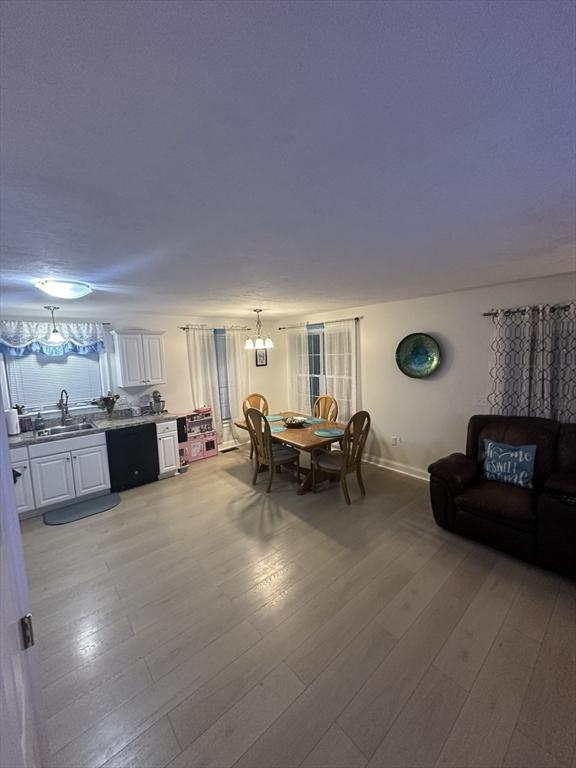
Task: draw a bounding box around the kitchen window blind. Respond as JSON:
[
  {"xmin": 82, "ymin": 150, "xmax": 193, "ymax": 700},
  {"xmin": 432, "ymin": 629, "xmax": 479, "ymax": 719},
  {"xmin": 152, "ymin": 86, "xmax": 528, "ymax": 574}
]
[{"xmin": 4, "ymin": 352, "xmax": 104, "ymax": 409}]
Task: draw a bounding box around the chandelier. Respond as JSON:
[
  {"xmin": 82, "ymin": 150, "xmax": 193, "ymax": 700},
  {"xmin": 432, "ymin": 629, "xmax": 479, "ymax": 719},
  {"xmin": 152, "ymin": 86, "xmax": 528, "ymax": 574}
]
[
  {"xmin": 44, "ymin": 305, "xmax": 66, "ymax": 344},
  {"xmin": 244, "ymin": 309, "xmax": 273, "ymax": 350}
]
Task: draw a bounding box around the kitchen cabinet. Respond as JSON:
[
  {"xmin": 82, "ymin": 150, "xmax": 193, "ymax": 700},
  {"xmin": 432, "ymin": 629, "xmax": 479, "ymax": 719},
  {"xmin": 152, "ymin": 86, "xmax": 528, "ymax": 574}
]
[
  {"xmin": 141, "ymin": 334, "xmax": 165, "ymax": 385},
  {"xmin": 30, "ymin": 452, "xmax": 76, "ymax": 509},
  {"xmin": 72, "ymin": 445, "xmax": 111, "ymax": 497},
  {"xmin": 156, "ymin": 420, "xmax": 178, "ymax": 475},
  {"xmin": 112, "ymin": 331, "xmax": 166, "ymax": 388},
  {"xmin": 10, "ymin": 448, "xmax": 35, "ymax": 516},
  {"xmin": 28, "ymin": 432, "xmax": 110, "ymax": 510}
]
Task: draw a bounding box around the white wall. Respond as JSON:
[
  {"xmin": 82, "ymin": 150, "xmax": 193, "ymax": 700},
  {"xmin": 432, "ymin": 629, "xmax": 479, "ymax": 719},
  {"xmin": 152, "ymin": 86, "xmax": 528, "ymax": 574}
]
[
  {"xmin": 106, "ymin": 312, "xmax": 287, "ymax": 416},
  {"xmin": 275, "ymin": 274, "xmax": 575, "ymax": 479}
]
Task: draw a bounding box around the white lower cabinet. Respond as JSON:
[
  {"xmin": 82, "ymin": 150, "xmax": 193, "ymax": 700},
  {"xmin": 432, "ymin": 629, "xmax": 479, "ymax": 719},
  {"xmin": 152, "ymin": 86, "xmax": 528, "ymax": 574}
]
[
  {"xmin": 156, "ymin": 421, "xmax": 179, "ymax": 475},
  {"xmin": 10, "ymin": 448, "xmax": 36, "ymax": 516},
  {"xmin": 30, "ymin": 452, "xmax": 76, "ymax": 509},
  {"xmin": 25, "ymin": 432, "xmax": 111, "ymax": 513},
  {"xmin": 72, "ymin": 445, "xmax": 111, "ymax": 497}
]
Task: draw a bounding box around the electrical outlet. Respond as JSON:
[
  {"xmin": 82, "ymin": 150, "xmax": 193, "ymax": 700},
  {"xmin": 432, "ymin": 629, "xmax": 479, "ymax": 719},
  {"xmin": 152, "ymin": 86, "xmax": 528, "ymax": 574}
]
[{"xmin": 391, "ymin": 436, "xmax": 398, "ymax": 446}]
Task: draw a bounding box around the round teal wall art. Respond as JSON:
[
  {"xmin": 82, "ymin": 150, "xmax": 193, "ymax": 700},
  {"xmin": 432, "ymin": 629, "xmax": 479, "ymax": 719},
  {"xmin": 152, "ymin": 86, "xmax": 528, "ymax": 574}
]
[{"xmin": 395, "ymin": 333, "xmax": 441, "ymax": 378}]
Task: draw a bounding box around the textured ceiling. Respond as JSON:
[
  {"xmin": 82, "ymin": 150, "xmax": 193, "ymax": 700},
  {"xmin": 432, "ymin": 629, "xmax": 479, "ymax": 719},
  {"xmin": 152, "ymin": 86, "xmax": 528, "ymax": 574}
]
[{"xmin": 1, "ymin": 0, "xmax": 575, "ymax": 319}]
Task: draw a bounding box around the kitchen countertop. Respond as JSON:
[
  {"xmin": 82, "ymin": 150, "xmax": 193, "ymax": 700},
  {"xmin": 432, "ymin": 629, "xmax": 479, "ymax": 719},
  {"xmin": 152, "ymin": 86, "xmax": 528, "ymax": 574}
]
[{"xmin": 8, "ymin": 413, "xmax": 177, "ymax": 448}]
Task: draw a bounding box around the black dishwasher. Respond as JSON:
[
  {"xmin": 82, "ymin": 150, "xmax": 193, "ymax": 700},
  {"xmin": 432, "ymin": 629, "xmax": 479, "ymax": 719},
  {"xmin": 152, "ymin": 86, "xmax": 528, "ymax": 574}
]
[{"xmin": 106, "ymin": 423, "xmax": 160, "ymax": 492}]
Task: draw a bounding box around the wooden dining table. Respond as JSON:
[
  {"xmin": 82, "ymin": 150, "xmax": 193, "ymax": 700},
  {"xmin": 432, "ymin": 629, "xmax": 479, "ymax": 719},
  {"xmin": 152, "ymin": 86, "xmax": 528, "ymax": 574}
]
[{"xmin": 233, "ymin": 410, "xmax": 347, "ymax": 494}]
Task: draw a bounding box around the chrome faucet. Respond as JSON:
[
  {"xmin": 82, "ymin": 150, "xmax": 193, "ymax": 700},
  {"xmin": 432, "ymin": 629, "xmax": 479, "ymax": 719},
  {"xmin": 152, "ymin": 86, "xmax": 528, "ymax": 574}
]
[{"xmin": 57, "ymin": 389, "xmax": 72, "ymax": 425}]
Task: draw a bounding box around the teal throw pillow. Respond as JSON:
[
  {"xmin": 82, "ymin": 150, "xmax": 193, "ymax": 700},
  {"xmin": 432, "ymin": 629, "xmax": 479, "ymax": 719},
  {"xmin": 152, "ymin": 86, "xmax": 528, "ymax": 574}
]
[{"xmin": 483, "ymin": 439, "xmax": 537, "ymax": 489}]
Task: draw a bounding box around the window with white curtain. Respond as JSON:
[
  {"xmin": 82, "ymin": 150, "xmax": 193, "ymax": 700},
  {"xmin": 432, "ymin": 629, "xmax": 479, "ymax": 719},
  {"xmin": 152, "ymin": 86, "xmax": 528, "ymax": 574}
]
[
  {"xmin": 288, "ymin": 319, "xmax": 358, "ymax": 421},
  {"xmin": 307, "ymin": 324, "xmax": 324, "ymax": 408},
  {"xmin": 213, "ymin": 329, "xmax": 232, "ymax": 422},
  {"xmin": 3, "ymin": 352, "xmax": 105, "ymax": 410},
  {"xmin": 323, "ymin": 320, "xmax": 357, "ymax": 421}
]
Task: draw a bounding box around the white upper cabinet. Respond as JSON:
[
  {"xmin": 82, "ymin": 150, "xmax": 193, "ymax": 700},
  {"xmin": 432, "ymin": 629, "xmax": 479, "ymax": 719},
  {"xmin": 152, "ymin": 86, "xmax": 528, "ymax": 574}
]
[
  {"xmin": 116, "ymin": 333, "xmax": 145, "ymax": 387},
  {"xmin": 112, "ymin": 331, "xmax": 166, "ymax": 388},
  {"xmin": 141, "ymin": 334, "xmax": 165, "ymax": 385}
]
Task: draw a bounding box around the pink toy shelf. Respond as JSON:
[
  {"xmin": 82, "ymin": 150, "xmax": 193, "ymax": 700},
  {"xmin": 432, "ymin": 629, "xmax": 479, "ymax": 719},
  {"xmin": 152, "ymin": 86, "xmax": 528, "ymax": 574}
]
[{"xmin": 177, "ymin": 407, "xmax": 218, "ymax": 465}]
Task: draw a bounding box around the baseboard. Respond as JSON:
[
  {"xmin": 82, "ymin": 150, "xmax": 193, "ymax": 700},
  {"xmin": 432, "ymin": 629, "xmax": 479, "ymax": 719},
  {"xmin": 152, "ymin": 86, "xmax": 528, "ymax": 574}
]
[
  {"xmin": 365, "ymin": 454, "xmax": 430, "ymax": 482},
  {"xmin": 220, "ymin": 440, "xmax": 239, "ymax": 453},
  {"xmin": 220, "ymin": 437, "xmax": 248, "ymax": 453}
]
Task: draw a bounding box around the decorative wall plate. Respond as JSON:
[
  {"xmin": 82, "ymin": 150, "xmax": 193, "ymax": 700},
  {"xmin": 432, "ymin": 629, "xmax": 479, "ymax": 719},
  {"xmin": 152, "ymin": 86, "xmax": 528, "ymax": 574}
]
[{"xmin": 395, "ymin": 333, "xmax": 441, "ymax": 378}]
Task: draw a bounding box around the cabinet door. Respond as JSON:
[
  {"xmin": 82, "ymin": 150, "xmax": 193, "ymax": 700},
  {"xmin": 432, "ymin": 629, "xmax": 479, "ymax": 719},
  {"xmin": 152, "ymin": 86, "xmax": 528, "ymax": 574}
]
[
  {"xmin": 72, "ymin": 445, "xmax": 111, "ymax": 497},
  {"xmin": 30, "ymin": 453, "xmax": 75, "ymax": 508},
  {"xmin": 142, "ymin": 334, "xmax": 166, "ymax": 385},
  {"xmin": 117, "ymin": 334, "xmax": 146, "ymax": 387},
  {"xmin": 189, "ymin": 439, "xmax": 205, "ymax": 461},
  {"xmin": 11, "ymin": 461, "xmax": 36, "ymax": 515},
  {"xmin": 157, "ymin": 432, "xmax": 178, "ymax": 474}
]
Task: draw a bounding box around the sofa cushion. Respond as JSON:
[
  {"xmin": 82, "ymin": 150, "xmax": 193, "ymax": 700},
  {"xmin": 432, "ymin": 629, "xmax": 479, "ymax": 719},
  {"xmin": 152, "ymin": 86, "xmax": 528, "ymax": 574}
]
[
  {"xmin": 544, "ymin": 472, "xmax": 576, "ymax": 497},
  {"xmin": 466, "ymin": 415, "xmax": 559, "ymax": 487},
  {"xmin": 455, "ymin": 480, "xmax": 536, "ymax": 531},
  {"xmin": 428, "ymin": 452, "xmax": 479, "ymax": 491},
  {"xmin": 557, "ymin": 425, "xmax": 576, "ymax": 473}
]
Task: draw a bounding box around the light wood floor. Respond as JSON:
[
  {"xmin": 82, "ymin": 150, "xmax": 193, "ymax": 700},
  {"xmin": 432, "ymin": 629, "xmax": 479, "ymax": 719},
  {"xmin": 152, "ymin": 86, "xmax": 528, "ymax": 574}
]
[{"xmin": 21, "ymin": 448, "xmax": 576, "ymax": 768}]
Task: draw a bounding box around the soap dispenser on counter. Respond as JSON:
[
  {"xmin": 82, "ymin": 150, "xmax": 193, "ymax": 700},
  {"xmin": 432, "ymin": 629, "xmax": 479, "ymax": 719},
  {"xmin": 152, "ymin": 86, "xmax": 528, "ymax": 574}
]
[{"xmin": 33, "ymin": 412, "xmax": 46, "ymax": 433}]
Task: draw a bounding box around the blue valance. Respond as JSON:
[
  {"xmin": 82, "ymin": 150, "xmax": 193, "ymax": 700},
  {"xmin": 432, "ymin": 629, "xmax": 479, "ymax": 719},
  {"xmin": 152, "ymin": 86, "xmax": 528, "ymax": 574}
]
[{"xmin": 0, "ymin": 320, "xmax": 105, "ymax": 357}]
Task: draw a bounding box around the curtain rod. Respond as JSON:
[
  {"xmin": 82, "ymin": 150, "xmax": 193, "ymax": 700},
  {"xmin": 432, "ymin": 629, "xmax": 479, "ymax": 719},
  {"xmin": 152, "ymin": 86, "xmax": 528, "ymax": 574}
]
[
  {"xmin": 178, "ymin": 324, "xmax": 251, "ymax": 331},
  {"xmin": 482, "ymin": 302, "xmax": 572, "ymax": 317},
  {"xmin": 278, "ymin": 315, "xmax": 363, "ymax": 330}
]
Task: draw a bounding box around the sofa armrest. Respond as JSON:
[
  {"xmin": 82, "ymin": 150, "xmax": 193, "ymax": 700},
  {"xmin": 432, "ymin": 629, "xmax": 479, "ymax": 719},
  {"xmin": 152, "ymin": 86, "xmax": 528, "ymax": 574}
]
[
  {"xmin": 428, "ymin": 453, "xmax": 479, "ymax": 492},
  {"xmin": 544, "ymin": 472, "xmax": 576, "ymax": 498}
]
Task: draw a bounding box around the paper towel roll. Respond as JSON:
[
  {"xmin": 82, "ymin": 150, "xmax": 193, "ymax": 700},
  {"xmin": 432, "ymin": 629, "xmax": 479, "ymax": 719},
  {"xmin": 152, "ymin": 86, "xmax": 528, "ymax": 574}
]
[{"xmin": 5, "ymin": 408, "xmax": 20, "ymax": 436}]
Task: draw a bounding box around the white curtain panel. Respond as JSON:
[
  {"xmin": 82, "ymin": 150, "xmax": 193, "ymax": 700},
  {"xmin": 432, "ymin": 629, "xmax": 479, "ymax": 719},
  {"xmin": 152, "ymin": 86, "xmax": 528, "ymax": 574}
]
[
  {"xmin": 185, "ymin": 327, "xmax": 222, "ymax": 440},
  {"xmin": 488, "ymin": 303, "xmax": 576, "ymax": 422},
  {"xmin": 323, "ymin": 319, "xmax": 358, "ymax": 422},
  {"xmin": 287, "ymin": 328, "xmax": 311, "ymax": 414},
  {"xmin": 225, "ymin": 330, "xmax": 251, "ymax": 440}
]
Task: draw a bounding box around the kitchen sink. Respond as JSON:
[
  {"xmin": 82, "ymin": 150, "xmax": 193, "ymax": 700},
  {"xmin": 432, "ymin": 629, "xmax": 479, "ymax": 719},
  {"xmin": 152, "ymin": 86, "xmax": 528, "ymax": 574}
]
[{"xmin": 38, "ymin": 423, "xmax": 95, "ymax": 436}]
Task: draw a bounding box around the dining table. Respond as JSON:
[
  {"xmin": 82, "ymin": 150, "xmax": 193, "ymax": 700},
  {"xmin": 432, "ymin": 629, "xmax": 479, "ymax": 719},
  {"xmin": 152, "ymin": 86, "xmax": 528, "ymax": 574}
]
[{"xmin": 233, "ymin": 410, "xmax": 347, "ymax": 494}]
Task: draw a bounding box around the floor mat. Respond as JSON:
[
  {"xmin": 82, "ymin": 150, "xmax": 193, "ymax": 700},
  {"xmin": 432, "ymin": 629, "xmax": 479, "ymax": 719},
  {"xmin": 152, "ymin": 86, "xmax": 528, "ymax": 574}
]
[{"xmin": 43, "ymin": 493, "xmax": 121, "ymax": 525}]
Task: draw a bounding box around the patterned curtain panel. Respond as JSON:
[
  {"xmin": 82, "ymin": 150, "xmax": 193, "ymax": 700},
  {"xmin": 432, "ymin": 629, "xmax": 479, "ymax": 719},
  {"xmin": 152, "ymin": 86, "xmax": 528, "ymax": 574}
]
[
  {"xmin": 0, "ymin": 320, "xmax": 105, "ymax": 357},
  {"xmin": 488, "ymin": 303, "xmax": 576, "ymax": 422}
]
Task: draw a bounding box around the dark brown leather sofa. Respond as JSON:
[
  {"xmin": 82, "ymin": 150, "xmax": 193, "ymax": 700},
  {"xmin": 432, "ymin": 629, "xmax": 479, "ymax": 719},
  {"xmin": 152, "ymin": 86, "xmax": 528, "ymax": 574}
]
[{"xmin": 428, "ymin": 415, "xmax": 576, "ymax": 579}]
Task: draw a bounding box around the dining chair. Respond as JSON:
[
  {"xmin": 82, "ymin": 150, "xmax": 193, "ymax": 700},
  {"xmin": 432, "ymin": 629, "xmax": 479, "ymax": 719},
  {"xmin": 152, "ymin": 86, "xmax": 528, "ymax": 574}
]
[
  {"xmin": 312, "ymin": 410, "xmax": 371, "ymax": 504},
  {"xmin": 312, "ymin": 395, "xmax": 338, "ymax": 422},
  {"xmin": 243, "ymin": 393, "xmax": 270, "ymax": 459},
  {"xmin": 245, "ymin": 408, "xmax": 301, "ymax": 493}
]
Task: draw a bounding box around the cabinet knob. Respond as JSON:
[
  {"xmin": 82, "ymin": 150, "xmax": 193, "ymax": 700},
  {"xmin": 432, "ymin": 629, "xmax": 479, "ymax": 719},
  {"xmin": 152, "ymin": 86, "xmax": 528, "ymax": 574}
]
[{"xmin": 66, "ymin": 457, "xmax": 71, "ymax": 462}]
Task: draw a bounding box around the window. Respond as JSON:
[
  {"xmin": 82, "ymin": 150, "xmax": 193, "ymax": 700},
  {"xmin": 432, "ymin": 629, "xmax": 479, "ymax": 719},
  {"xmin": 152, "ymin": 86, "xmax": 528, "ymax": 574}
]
[
  {"xmin": 307, "ymin": 325, "xmax": 324, "ymax": 409},
  {"xmin": 3, "ymin": 352, "xmax": 106, "ymax": 410},
  {"xmin": 305, "ymin": 321, "xmax": 357, "ymax": 421},
  {"xmin": 213, "ymin": 329, "xmax": 231, "ymax": 422}
]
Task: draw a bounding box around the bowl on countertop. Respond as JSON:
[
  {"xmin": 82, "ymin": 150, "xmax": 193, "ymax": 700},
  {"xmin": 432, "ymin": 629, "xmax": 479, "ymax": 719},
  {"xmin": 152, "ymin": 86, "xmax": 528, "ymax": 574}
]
[{"xmin": 283, "ymin": 416, "xmax": 308, "ymax": 428}]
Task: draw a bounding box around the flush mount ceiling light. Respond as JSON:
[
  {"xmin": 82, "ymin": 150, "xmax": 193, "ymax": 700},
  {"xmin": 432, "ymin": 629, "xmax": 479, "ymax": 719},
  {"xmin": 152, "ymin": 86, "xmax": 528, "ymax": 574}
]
[
  {"xmin": 244, "ymin": 309, "xmax": 274, "ymax": 350},
  {"xmin": 35, "ymin": 279, "xmax": 93, "ymax": 299},
  {"xmin": 44, "ymin": 305, "xmax": 66, "ymax": 344}
]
